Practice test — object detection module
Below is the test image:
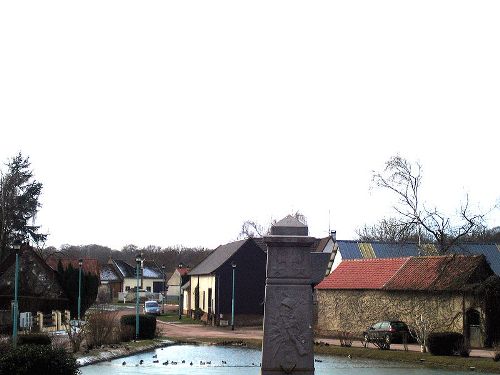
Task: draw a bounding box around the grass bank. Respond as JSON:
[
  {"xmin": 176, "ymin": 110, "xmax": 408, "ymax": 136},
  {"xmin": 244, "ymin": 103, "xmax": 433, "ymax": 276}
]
[
  {"xmin": 157, "ymin": 312, "xmax": 199, "ymax": 324},
  {"xmin": 314, "ymin": 345, "xmax": 500, "ymax": 374}
]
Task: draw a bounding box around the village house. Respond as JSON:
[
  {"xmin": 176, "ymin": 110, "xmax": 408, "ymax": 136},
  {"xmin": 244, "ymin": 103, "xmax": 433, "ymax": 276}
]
[
  {"xmin": 104, "ymin": 258, "xmax": 165, "ymax": 300},
  {"xmin": 0, "ymin": 245, "xmax": 69, "ymax": 322},
  {"xmin": 166, "ymin": 265, "xmax": 189, "ymax": 303},
  {"xmin": 184, "ymin": 215, "xmax": 333, "ymax": 327},
  {"xmin": 99, "ymin": 264, "xmax": 123, "ymax": 300},
  {"xmin": 315, "ymin": 255, "xmax": 500, "ymax": 348},
  {"xmin": 185, "ymin": 237, "xmax": 267, "ymax": 326}
]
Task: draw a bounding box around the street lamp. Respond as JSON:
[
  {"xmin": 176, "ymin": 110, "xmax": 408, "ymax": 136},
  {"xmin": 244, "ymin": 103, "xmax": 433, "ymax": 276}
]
[
  {"xmin": 12, "ymin": 242, "xmax": 21, "ymax": 349},
  {"xmin": 161, "ymin": 265, "xmax": 166, "ymax": 314},
  {"xmin": 135, "ymin": 253, "xmax": 142, "ymax": 340},
  {"xmin": 231, "ymin": 262, "xmax": 236, "ymax": 331},
  {"xmin": 178, "ymin": 263, "xmax": 183, "ymax": 320},
  {"xmin": 78, "ymin": 259, "xmax": 83, "ymax": 322}
]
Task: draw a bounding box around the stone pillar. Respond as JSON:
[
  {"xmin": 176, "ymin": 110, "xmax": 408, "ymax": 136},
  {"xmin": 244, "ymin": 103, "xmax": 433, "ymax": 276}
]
[{"xmin": 261, "ymin": 216, "xmax": 315, "ymax": 375}]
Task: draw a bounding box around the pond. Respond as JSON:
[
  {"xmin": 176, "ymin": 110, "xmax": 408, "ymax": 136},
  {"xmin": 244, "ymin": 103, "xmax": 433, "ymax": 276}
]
[{"xmin": 80, "ymin": 344, "xmax": 491, "ymax": 375}]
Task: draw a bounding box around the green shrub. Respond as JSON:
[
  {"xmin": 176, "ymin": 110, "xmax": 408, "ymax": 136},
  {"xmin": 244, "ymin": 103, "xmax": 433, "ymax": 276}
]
[
  {"xmin": 17, "ymin": 333, "xmax": 51, "ymax": 346},
  {"xmin": 120, "ymin": 314, "xmax": 156, "ymax": 340},
  {"xmin": 493, "ymin": 352, "xmax": 500, "ymax": 362},
  {"xmin": 427, "ymin": 332, "xmax": 464, "ymax": 356},
  {"xmin": 0, "ymin": 345, "xmax": 79, "ymax": 375}
]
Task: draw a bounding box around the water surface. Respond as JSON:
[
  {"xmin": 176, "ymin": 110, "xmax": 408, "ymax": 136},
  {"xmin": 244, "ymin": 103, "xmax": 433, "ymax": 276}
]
[{"xmin": 80, "ymin": 344, "xmax": 490, "ymax": 375}]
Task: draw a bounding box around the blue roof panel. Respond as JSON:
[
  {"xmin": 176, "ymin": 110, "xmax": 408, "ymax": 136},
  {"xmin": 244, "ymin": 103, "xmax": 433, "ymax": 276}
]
[
  {"xmin": 372, "ymin": 243, "xmax": 419, "ymax": 258},
  {"xmin": 337, "ymin": 241, "xmax": 362, "ymax": 259},
  {"xmin": 449, "ymin": 244, "xmax": 500, "ymax": 275},
  {"xmin": 336, "ymin": 241, "xmax": 500, "ymax": 275}
]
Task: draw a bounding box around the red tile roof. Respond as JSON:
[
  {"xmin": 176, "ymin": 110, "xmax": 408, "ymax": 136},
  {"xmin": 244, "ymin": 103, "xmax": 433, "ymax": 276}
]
[
  {"xmin": 315, "ymin": 258, "xmax": 409, "ymax": 290},
  {"xmin": 384, "ymin": 255, "xmax": 487, "ymax": 291},
  {"xmin": 46, "ymin": 257, "xmax": 100, "ymax": 277},
  {"xmin": 178, "ymin": 267, "xmax": 190, "ymax": 276},
  {"xmin": 316, "ymin": 255, "xmax": 490, "ymax": 292}
]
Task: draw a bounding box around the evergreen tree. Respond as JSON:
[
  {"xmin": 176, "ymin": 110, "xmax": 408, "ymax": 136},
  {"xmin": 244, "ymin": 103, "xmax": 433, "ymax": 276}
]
[
  {"xmin": 57, "ymin": 262, "xmax": 99, "ymax": 318},
  {"xmin": 0, "ymin": 153, "xmax": 46, "ymax": 260}
]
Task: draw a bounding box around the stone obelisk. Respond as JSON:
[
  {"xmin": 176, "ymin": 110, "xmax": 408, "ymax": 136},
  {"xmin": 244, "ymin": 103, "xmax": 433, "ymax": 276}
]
[{"xmin": 261, "ymin": 215, "xmax": 315, "ymax": 375}]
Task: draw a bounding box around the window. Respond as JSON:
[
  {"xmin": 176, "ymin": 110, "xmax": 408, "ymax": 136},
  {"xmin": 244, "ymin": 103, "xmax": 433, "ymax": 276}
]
[
  {"xmin": 146, "ymin": 287, "xmax": 151, "ymax": 292},
  {"xmin": 125, "ymin": 286, "xmax": 130, "ymax": 291},
  {"xmin": 203, "ymin": 291, "xmax": 206, "ymax": 310}
]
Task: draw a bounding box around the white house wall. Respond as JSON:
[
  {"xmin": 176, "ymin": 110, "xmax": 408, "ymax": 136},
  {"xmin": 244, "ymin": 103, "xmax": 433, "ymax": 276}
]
[
  {"xmin": 330, "ymin": 250, "xmax": 342, "ymax": 273},
  {"xmin": 167, "ymin": 270, "xmax": 182, "ymax": 297},
  {"xmin": 122, "ymin": 277, "xmax": 163, "ymax": 293},
  {"xmin": 190, "ymin": 275, "xmax": 216, "ymax": 314}
]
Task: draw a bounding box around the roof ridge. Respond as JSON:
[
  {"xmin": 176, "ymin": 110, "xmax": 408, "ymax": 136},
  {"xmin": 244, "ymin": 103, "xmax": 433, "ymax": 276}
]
[
  {"xmin": 342, "ymin": 257, "xmax": 411, "ymax": 262},
  {"xmin": 382, "ymin": 257, "xmax": 411, "ymax": 288}
]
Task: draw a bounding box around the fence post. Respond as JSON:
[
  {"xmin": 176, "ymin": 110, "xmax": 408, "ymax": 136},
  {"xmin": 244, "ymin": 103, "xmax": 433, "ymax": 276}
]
[
  {"xmin": 37, "ymin": 312, "xmax": 44, "ymax": 332},
  {"xmin": 51, "ymin": 310, "xmax": 57, "ymax": 331},
  {"xmin": 56, "ymin": 311, "xmax": 62, "ymax": 330}
]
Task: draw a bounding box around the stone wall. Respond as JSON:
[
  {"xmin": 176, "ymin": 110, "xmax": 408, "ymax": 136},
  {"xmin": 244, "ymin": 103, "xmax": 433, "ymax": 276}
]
[{"xmin": 315, "ymin": 289, "xmax": 482, "ymax": 339}]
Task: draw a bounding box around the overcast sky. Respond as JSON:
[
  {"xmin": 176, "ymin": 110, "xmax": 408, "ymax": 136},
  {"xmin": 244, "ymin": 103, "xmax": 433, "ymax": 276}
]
[{"xmin": 1, "ymin": 1, "xmax": 499, "ymax": 251}]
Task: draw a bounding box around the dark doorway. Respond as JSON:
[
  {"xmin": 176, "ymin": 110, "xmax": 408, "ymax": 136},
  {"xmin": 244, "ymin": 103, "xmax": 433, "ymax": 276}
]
[{"xmin": 466, "ymin": 309, "xmax": 481, "ymax": 348}]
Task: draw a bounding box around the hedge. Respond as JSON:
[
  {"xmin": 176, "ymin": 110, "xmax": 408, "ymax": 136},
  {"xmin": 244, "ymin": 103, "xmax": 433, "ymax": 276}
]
[
  {"xmin": 120, "ymin": 314, "xmax": 156, "ymax": 340},
  {"xmin": 0, "ymin": 345, "xmax": 79, "ymax": 375},
  {"xmin": 17, "ymin": 333, "xmax": 52, "ymax": 346},
  {"xmin": 427, "ymin": 332, "xmax": 464, "ymax": 356}
]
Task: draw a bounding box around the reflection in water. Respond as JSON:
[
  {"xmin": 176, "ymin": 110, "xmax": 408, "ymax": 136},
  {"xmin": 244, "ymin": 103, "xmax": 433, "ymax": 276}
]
[{"xmin": 80, "ymin": 344, "xmax": 487, "ymax": 375}]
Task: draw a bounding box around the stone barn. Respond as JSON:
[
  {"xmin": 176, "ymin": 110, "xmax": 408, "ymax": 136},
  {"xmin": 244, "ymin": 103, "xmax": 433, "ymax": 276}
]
[{"xmin": 315, "ymin": 255, "xmax": 500, "ymax": 348}]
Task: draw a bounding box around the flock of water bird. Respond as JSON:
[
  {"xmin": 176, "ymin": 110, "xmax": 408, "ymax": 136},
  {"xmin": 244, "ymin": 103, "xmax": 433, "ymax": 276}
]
[{"xmin": 121, "ymin": 353, "xmax": 260, "ymax": 367}]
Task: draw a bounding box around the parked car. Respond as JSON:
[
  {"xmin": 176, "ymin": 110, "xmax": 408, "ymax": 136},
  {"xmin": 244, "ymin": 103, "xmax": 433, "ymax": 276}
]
[
  {"xmin": 363, "ymin": 320, "xmax": 412, "ymax": 344},
  {"xmin": 144, "ymin": 300, "xmax": 161, "ymax": 315}
]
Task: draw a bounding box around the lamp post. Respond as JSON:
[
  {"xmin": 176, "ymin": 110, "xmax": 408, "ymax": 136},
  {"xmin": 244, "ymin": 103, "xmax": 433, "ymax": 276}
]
[
  {"xmin": 78, "ymin": 259, "xmax": 83, "ymax": 322},
  {"xmin": 135, "ymin": 254, "xmax": 141, "ymax": 340},
  {"xmin": 12, "ymin": 242, "xmax": 21, "ymax": 349},
  {"xmin": 178, "ymin": 263, "xmax": 183, "ymax": 320},
  {"xmin": 161, "ymin": 265, "xmax": 166, "ymax": 314},
  {"xmin": 231, "ymin": 262, "xmax": 236, "ymax": 331}
]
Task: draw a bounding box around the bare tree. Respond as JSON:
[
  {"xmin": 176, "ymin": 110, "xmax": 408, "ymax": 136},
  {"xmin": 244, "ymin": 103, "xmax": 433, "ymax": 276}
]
[
  {"xmin": 238, "ymin": 220, "xmax": 265, "ymax": 239},
  {"xmin": 238, "ymin": 211, "xmax": 307, "ymax": 239},
  {"xmin": 357, "ymin": 217, "xmax": 422, "ymax": 243},
  {"xmin": 372, "ymin": 155, "xmax": 488, "ymax": 254}
]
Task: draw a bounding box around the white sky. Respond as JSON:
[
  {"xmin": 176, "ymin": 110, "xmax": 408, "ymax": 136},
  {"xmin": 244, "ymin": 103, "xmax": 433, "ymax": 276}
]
[{"xmin": 1, "ymin": 1, "xmax": 499, "ymax": 251}]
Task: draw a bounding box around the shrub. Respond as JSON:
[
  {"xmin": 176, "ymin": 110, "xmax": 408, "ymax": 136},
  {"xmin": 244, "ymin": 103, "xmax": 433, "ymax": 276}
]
[
  {"xmin": 120, "ymin": 314, "xmax": 156, "ymax": 340},
  {"xmin": 17, "ymin": 333, "xmax": 51, "ymax": 346},
  {"xmin": 493, "ymin": 352, "xmax": 500, "ymax": 362},
  {"xmin": 0, "ymin": 324, "xmax": 12, "ymax": 335},
  {"xmin": 0, "ymin": 345, "xmax": 79, "ymax": 375},
  {"xmin": 85, "ymin": 308, "xmax": 120, "ymax": 349},
  {"xmin": 0, "ymin": 339, "xmax": 11, "ymax": 353},
  {"xmin": 427, "ymin": 332, "xmax": 464, "ymax": 356}
]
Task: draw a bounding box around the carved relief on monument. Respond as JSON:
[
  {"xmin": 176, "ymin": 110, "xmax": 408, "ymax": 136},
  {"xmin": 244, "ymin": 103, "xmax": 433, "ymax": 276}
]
[
  {"xmin": 265, "ymin": 287, "xmax": 313, "ymax": 370},
  {"xmin": 268, "ymin": 248, "xmax": 309, "ymax": 279}
]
